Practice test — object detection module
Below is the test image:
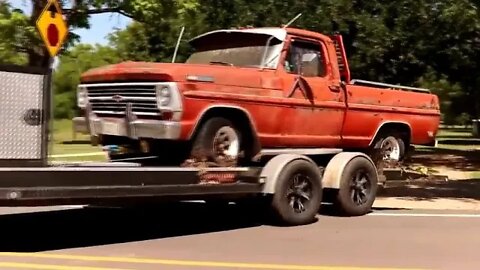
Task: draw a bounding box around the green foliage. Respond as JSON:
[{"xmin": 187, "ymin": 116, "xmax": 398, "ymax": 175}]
[
  {"xmin": 106, "ymin": 0, "xmax": 202, "ymax": 63},
  {"xmin": 456, "ymin": 113, "xmax": 471, "ymax": 127},
  {"xmin": 1, "ymin": 0, "xmax": 178, "ymax": 68},
  {"xmin": 0, "ymin": 2, "xmax": 30, "ymax": 65},
  {"xmin": 106, "ymin": 22, "xmax": 153, "ymax": 62},
  {"xmin": 416, "ymin": 67, "xmax": 464, "ymax": 125}
]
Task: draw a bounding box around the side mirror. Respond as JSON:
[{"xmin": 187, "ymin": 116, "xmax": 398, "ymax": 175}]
[{"xmin": 300, "ymin": 53, "xmax": 320, "ymax": 77}]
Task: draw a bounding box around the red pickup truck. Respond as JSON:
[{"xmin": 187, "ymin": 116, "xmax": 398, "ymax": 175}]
[{"xmin": 77, "ymin": 27, "xmax": 440, "ymax": 166}]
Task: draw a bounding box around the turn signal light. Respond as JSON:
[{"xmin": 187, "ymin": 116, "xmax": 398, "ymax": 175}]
[{"xmin": 161, "ymin": 110, "xmax": 173, "ymax": 121}]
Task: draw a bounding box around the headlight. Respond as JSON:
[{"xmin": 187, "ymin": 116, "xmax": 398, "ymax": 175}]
[
  {"xmin": 77, "ymin": 87, "xmax": 87, "ymax": 108},
  {"xmin": 156, "ymin": 86, "xmax": 171, "ymax": 107}
]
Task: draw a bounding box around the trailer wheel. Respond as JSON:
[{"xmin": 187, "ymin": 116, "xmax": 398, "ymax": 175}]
[
  {"xmin": 191, "ymin": 117, "xmax": 243, "ymax": 166},
  {"xmin": 333, "ymin": 156, "xmax": 378, "ymax": 216},
  {"xmin": 270, "ymin": 159, "xmax": 322, "ymax": 226}
]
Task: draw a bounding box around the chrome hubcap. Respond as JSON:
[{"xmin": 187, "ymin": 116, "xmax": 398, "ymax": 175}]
[
  {"xmin": 380, "ymin": 136, "xmax": 401, "ymax": 161},
  {"xmin": 213, "ymin": 126, "xmax": 240, "ymax": 159}
]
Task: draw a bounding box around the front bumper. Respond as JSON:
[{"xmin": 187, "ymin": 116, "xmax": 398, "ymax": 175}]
[{"xmin": 85, "ymin": 113, "xmax": 182, "ymax": 140}]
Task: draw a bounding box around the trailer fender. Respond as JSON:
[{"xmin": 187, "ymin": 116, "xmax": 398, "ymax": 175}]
[
  {"xmin": 260, "ymin": 154, "xmax": 320, "ymax": 194},
  {"xmin": 322, "ymin": 152, "xmax": 377, "ymax": 189}
]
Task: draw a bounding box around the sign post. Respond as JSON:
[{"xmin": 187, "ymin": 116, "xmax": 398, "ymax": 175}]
[{"xmin": 35, "ymin": 0, "xmax": 68, "ymax": 165}]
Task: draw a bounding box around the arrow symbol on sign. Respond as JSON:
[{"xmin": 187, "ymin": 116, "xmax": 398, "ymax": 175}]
[{"xmin": 47, "ymin": 2, "xmax": 59, "ymax": 18}]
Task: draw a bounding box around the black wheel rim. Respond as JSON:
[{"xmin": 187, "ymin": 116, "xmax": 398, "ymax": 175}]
[
  {"xmin": 286, "ymin": 173, "xmax": 313, "ymax": 213},
  {"xmin": 350, "ymin": 169, "xmax": 371, "ymax": 206}
]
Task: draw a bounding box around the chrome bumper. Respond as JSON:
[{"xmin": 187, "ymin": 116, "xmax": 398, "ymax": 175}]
[{"xmin": 85, "ymin": 113, "xmax": 181, "ymax": 140}]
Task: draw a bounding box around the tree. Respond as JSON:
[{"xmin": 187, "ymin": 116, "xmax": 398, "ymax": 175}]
[
  {"xmin": 0, "ymin": 1, "xmax": 32, "ymax": 65},
  {"xmin": 106, "ymin": 0, "xmax": 202, "ymax": 63},
  {"xmin": 12, "ymin": 0, "xmax": 188, "ymax": 68}
]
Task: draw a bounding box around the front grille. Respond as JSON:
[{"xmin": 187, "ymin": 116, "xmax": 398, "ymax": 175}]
[{"xmin": 85, "ymin": 84, "xmax": 159, "ymax": 116}]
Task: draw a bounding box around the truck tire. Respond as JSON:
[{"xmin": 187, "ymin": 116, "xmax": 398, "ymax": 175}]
[
  {"xmin": 190, "ymin": 117, "xmax": 243, "ymax": 166},
  {"xmin": 270, "ymin": 159, "xmax": 323, "ymax": 226},
  {"xmin": 333, "ymin": 156, "xmax": 378, "ymax": 216}
]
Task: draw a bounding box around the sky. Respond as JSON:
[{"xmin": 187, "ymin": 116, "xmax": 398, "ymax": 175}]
[{"xmin": 11, "ymin": 0, "xmax": 132, "ymax": 45}]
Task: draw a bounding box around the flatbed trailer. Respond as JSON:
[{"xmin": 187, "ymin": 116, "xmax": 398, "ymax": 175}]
[
  {"xmin": 0, "ymin": 65, "xmax": 384, "ymax": 226},
  {"xmin": 0, "ymin": 151, "xmax": 383, "ymax": 226}
]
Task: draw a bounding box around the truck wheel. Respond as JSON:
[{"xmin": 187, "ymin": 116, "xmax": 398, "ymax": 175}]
[
  {"xmin": 380, "ymin": 135, "xmax": 405, "ymax": 161},
  {"xmin": 270, "ymin": 159, "xmax": 322, "ymax": 226},
  {"xmin": 372, "ymin": 133, "xmax": 406, "ymax": 162},
  {"xmin": 333, "ymin": 156, "xmax": 378, "ymax": 216},
  {"xmin": 191, "ymin": 117, "xmax": 243, "ymax": 166}
]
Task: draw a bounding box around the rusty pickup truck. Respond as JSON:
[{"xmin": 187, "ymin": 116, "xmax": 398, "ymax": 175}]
[{"xmin": 77, "ymin": 26, "xmax": 441, "ymax": 166}]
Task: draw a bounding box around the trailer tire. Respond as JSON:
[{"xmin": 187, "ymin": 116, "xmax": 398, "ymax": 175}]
[
  {"xmin": 191, "ymin": 117, "xmax": 243, "ymax": 166},
  {"xmin": 333, "ymin": 156, "xmax": 378, "ymax": 216},
  {"xmin": 270, "ymin": 159, "xmax": 322, "ymax": 226}
]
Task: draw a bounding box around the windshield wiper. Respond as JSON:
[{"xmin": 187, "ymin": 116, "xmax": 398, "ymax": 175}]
[{"xmin": 209, "ymin": 61, "xmax": 234, "ymax": 66}]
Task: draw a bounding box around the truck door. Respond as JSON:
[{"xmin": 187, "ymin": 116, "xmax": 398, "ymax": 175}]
[{"xmin": 280, "ymin": 37, "xmax": 346, "ymax": 147}]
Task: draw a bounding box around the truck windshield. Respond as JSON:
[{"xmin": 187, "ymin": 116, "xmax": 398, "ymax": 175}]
[{"xmin": 186, "ymin": 32, "xmax": 284, "ymax": 69}]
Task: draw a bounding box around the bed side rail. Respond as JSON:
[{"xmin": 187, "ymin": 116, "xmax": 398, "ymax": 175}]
[{"xmin": 350, "ymin": 79, "xmax": 431, "ymax": 93}]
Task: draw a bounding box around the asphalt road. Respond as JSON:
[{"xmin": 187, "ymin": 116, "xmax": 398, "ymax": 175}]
[{"xmin": 0, "ymin": 203, "xmax": 479, "ymax": 270}]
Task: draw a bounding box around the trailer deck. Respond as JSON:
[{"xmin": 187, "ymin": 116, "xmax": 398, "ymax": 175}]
[{"xmin": 0, "ymin": 163, "xmax": 266, "ymax": 204}]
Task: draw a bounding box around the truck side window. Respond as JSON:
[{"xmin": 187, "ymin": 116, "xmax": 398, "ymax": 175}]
[{"xmin": 285, "ymin": 40, "xmax": 326, "ymax": 77}]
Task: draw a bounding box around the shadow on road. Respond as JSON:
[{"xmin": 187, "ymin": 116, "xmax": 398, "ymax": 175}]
[
  {"xmin": 439, "ymin": 139, "xmax": 480, "ymax": 145},
  {"xmin": 2, "ymin": 179, "xmax": 478, "ymax": 252},
  {"xmin": 406, "ymin": 127, "xmax": 480, "ymax": 172},
  {"xmin": 379, "ymin": 178, "xmax": 480, "ymax": 202},
  {"xmin": 409, "ymin": 147, "xmax": 480, "ymax": 172},
  {"xmin": 0, "ymin": 202, "xmax": 263, "ymax": 252},
  {"xmin": 391, "ymin": 128, "xmax": 480, "ymax": 202}
]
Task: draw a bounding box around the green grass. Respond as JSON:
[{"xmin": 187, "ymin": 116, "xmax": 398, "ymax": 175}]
[
  {"xmin": 414, "ymin": 127, "xmax": 480, "ymax": 151},
  {"xmin": 50, "ymin": 119, "xmax": 90, "ymax": 144},
  {"xmin": 436, "ymin": 128, "xmax": 475, "ymax": 139},
  {"xmin": 435, "ymin": 128, "xmax": 480, "ymax": 150},
  {"xmin": 49, "ymin": 119, "xmax": 106, "ymax": 162}
]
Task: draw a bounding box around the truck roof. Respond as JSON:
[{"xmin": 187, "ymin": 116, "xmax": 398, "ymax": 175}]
[
  {"xmin": 284, "ymin": 27, "xmax": 333, "ymax": 42},
  {"xmin": 189, "ymin": 27, "xmax": 332, "ymax": 44}
]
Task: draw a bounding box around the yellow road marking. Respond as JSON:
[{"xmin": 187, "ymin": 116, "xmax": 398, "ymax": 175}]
[
  {"xmin": 0, "ymin": 262, "xmax": 130, "ymax": 270},
  {"xmin": 0, "ymin": 252, "xmax": 426, "ymax": 270}
]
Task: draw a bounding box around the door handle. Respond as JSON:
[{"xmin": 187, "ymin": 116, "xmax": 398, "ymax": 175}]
[{"xmin": 329, "ymin": 85, "xmax": 341, "ymax": 92}]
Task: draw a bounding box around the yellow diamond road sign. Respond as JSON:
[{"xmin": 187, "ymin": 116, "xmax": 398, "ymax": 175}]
[{"xmin": 36, "ymin": 0, "xmax": 68, "ymax": 58}]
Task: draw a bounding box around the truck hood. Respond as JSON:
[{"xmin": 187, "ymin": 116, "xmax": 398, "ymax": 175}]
[{"xmin": 80, "ymin": 61, "xmax": 281, "ymax": 90}]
